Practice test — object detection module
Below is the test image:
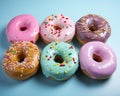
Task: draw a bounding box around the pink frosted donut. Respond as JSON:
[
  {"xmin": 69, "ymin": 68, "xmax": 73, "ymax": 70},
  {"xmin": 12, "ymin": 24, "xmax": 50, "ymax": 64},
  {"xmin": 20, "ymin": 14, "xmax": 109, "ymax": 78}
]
[
  {"xmin": 79, "ymin": 41, "xmax": 117, "ymax": 79},
  {"xmin": 40, "ymin": 14, "xmax": 75, "ymax": 44},
  {"xmin": 6, "ymin": 14, "xmax": 39, "ymax": 43}
]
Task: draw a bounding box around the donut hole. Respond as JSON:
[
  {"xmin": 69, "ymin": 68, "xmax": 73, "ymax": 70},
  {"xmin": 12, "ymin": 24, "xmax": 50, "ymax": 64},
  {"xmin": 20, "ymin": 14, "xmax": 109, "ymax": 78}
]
[
  {"xmin": 18, "ymin": 53, "xmax": 26, "ymax": 63},
  {"xmin": 93, "ymin": 54, "xmax": 102, "ymax": 62},
  {"xmin": 54, "ymin": 54, "xmax": 64, "ymax": 63},
  {"xmin": 20, "ymin": 26, "xmax": 27, "ymax": 31},
  {"xmin": 54, "ymin": 26, "xmax": 61, "ymax": 30},
  {"xmin": 89, "ymin": 25, "xmax": 98, "ymax": 32}
]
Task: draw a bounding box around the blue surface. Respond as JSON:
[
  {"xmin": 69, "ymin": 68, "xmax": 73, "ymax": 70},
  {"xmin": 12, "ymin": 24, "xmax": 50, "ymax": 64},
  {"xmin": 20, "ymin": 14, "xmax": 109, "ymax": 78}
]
[{"xmin": 0, "ymin": 0, "xmax": 120, "ymax": 96}]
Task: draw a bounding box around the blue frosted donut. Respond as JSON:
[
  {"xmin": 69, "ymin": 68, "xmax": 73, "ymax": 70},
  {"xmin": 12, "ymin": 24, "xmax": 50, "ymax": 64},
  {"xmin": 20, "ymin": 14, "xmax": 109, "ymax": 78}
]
[{"xmin": 40, "ymin": 42, "xmax": 78, "ymax": 80}]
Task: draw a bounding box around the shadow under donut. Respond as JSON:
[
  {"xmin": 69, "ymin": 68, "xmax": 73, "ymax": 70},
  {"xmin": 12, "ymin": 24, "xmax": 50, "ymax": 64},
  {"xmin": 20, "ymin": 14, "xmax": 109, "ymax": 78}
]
[
  {"xmin": 34, "ymin": 68, "xmax": 68, "ymax": 87},
  {"xmin": 36, "ymin": 37, "xmax": 46, "ymax": 52},
  {"xmin": 70, "ymin": 36, "xmax": 82, "ymax": 53},
  {"xmin": 75, "ymin": 67, "xmax": 110, "ymax": 87},
  {"xmin": 0, "ymin": 27, "xmax": 10, "ymax": 50},
  {"xmin": 0, "ymin": 68, "xmax": 24, "ymax": 88},
  {"xmin": 0, "ymin": 27, "xmax": 16, "ymax": 87}
]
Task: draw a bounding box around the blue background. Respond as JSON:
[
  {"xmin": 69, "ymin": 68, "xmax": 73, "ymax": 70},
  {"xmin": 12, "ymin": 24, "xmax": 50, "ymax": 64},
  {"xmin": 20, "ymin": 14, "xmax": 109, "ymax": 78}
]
[{"xmin": 0, "ymin": 0, "xmax": 120, "ymax": 96}]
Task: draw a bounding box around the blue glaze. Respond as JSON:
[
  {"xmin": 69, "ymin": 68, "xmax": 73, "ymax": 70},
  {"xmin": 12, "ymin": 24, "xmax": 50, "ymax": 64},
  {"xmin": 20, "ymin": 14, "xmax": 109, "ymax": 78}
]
[{"xmin": 40, "ymin": 42, "xmax": 78, "ymax": 80}]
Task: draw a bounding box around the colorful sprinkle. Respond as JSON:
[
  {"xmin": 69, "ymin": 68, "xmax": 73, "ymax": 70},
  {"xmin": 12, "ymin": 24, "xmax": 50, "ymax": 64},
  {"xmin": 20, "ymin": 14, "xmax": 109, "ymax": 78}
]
[
  {"xmin": 64, "ymin": 70, "xmax": 67, "ymax": 74},
  {"xmin": 20, "ymin": 74, "xmax": 23, "ymax": 77},
  {"xmin": 54, "ymin": 63, "xmax": 57, "ymax": 66},
  {"xmin": 69, "ymin": 46, "xmax": 74, "ymax": 49},
  {"xmin": 50, "ymin": 19, "xmax": 54, "ymax": 21},
  {"xmin": 60, "ymin": 63, "xmax": 65, "ymax": 67},
  {"xmin": 50, "ymin": 68, "xmax": 53, "ymax": 71},
  {"xmin": 26, "ymin": 47, "xmax": 29, "ymax": 51},
  {"xmin": 65, "ymin": 54, "xmax": 68, "ymax": 57},
  {"xmin": 54, "ymin": 16, "xmax": 57, "ymax": 18},
  {"xmin": 13, "ymin": 51, "xmax": 16, "ymax": 55},
  {"xmin": 69, "ymin": 24, "xmax": 72, "ymax": 27},
  {"xmin": 47, "ymin": 16, "xmax": 51, "ymax": 20},
  {"xmin": 65, "ymin": 56, "xmax": 68, "ymax": 60},
  {"xmin": 64, "ymin": 21, "xmax": 66, "ymax": 23},
  {"xmin": 68, "ymin": 53, "xmax": 72, "ymax": 55},
  {"xmin": 73, "ymin": 58, "xmax": 75, "ymax": 61},
  {"xmin": 55, "ymin": 42, "xmax": 58, "ymax": 45},
  {"xmin": 70, "ymin": 58, "xmax": 73, "ymax": 61},
  {"xmin": 65, "ymin": 34, "xmax": 68, "ymax": 36},
  {"xmin": 44, "ymin": 22, "xmax": 48, "ymax": 25},
  {"xmin": 69, "ymin": 65, "xmax": 72, "ymax": 68},
  {"xmin": 10, "ymin": 67, "xmax": 13, "ymax": 71},
  {"xmin": 56, "ymin": 72, "xmax": 59, "ymax": 75},
  {"xmin": 54, "ymin": 47, "xmax": 58, "ymax": 50},
  {"xmin": 66, "ymin": 60, "xmax": 68, "ymax": 63},
  {"xmin": 53, "ymin": 32, "xmax": 57, "ymax": 35},
  {"xmin": 51, "ymin": 32, "xmax": 53, "ymax": 34},
  {"xmin": 50, "ymin": 27, "xmax": 53, "ymax": 30},
  {"xmin": 50, "ymin": 56, "xmax": 52, "ymax": 58},
  {"xmin": 66, "ymin": 26, "xmax": 68, "ymax": 28},
  {"xmin": 57, "ymin": 34, "xmax": 60, "ymax": 37}
]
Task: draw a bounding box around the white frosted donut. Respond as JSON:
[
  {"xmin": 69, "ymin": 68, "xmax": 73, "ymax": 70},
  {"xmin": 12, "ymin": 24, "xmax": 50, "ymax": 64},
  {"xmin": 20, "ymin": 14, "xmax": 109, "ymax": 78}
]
[{"xmin": 40, "ymin": 14, "xmax": 75, "ymax": 44}]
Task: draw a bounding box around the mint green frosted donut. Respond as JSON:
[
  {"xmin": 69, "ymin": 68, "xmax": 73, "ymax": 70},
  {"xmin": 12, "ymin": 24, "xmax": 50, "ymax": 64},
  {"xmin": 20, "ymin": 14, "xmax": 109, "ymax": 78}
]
[{"xmin": 41, "ymin": 42, "xmax": 78, "ymax": 80}]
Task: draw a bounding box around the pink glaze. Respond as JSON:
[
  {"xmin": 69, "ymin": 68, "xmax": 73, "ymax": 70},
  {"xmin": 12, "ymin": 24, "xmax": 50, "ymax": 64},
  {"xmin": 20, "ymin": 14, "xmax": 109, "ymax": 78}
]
[
  {"xmin": 6, "ymin": 14, "xmax": 39, "ymax": 43},
  {"xmin": 79, "ymin": 41, "xmax": 117, "ymax": 79},
  {"xmin": 40, "ymin": 14, "xmax": 75, "ymax": 43}
]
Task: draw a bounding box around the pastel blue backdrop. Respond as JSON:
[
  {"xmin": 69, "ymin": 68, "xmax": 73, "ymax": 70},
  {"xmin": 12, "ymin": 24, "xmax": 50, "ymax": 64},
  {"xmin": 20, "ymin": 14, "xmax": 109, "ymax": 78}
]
[{"xmin": 0, "ymin": 0, "xmax": 120, "ymax": 96}]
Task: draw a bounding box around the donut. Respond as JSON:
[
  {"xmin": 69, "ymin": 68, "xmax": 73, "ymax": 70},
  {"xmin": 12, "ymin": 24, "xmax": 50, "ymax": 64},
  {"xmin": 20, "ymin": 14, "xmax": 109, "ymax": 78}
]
[
  {"xmin": 2, "ymin": 41, "xmax": 40, "ymax": 80},
  {"xmin": 75, "ymin": 14, "xmax": 111, "ymax": 44},
  {"xmin": 79, "ymin": 41, "xmax": 117, "ymax": 79},
  {"xmin": 40, "ymin": 14, "xmax": 75, "ymax": 44},
  {"xmin": 6, "ymin": 14, "xmax": 39, "ymax": 43},
  {"xmin": 40, "ymin": 42, "xmax": 78, "ymax": 80}
]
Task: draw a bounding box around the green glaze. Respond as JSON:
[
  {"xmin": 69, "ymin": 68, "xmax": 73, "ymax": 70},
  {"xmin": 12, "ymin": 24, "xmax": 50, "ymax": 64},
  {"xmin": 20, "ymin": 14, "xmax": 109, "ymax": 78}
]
[{"xmin": 40, "ymin": 42, "xmax": 79, "ymax": 80}]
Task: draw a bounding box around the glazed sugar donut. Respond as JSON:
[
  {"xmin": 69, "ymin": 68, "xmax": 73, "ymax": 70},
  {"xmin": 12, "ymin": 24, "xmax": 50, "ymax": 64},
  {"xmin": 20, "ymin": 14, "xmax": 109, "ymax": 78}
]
[
  {"xmin": 75, "ymin": 14, "xmax": 111, "ymax": 44},
  {"xmin": 79, "ymin": 41, "xmax": 117, "ymax": 79},
  {"xmin": 41, "ymin": 42, "xmax": 78, "ymax": 80},
  {"xmin": 6, "ymin": 14, "xmax": 39, "ymax": 43},
  {"xmin": 2, "ymin": 41, "xmax": 40, "ymax": 80},
  {"xmin": 40, "ymin": 14, "xmax": 75, "ymax": 44}
]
